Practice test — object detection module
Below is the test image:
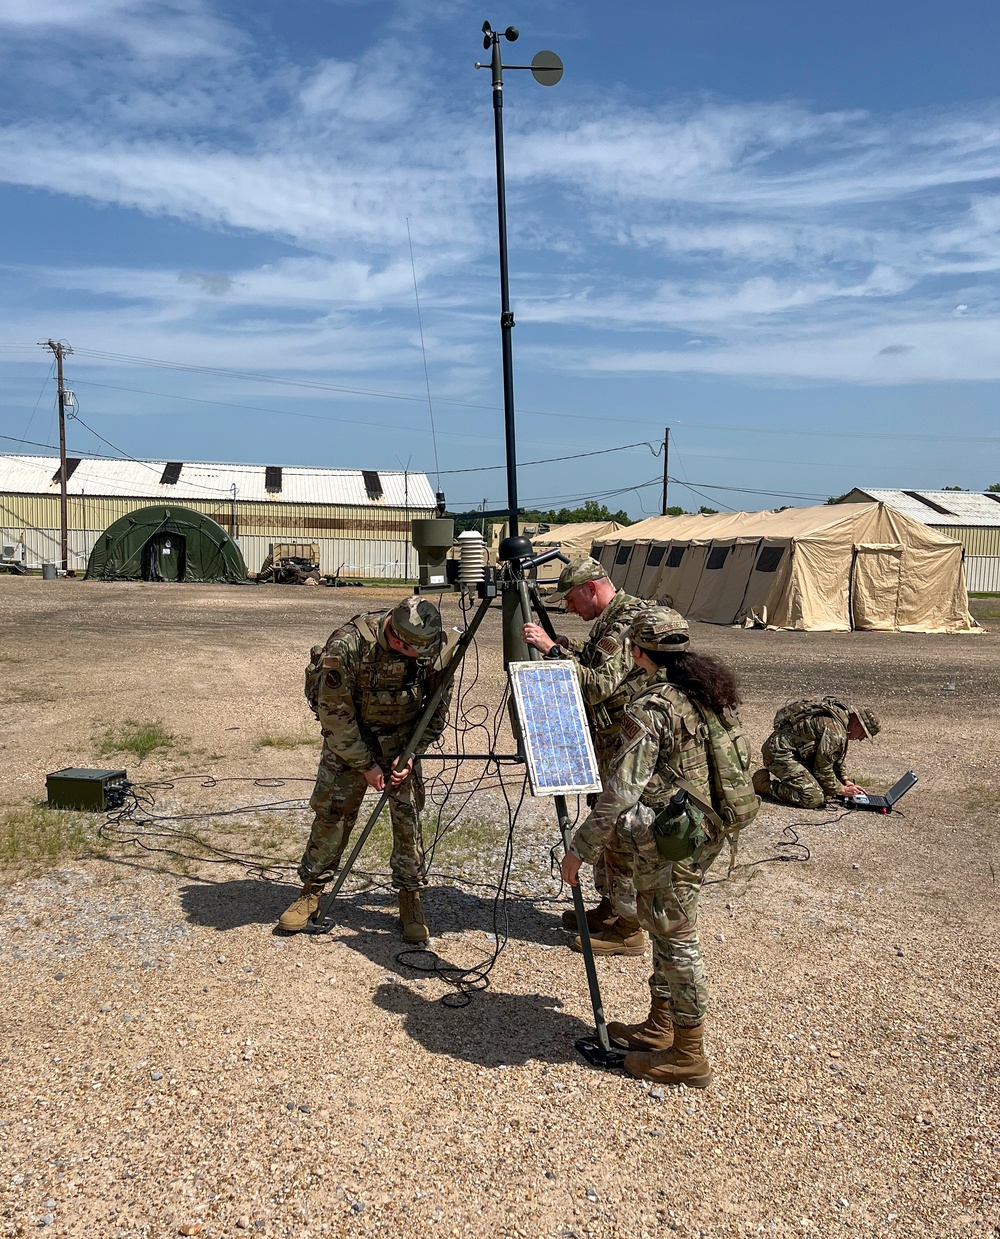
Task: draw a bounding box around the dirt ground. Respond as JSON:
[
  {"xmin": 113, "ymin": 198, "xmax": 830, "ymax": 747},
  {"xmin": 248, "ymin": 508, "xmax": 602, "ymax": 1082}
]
[{"xmin": 1, "ymin": 577, "xmax": 998, "ymax": 1239}]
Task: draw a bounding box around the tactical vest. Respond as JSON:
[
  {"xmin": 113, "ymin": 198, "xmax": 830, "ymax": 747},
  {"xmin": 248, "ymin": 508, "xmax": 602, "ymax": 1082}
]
[
  {"xmin": 305, "ymin": 611, "xmax": 431, "ymax": 732},
  {"xmin": 772, "ymin": 696, "xmax": 850, "ymax": 733}
]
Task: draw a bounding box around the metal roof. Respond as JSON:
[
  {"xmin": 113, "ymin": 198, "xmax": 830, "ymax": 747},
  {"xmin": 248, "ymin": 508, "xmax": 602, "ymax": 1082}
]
[
  {"xmin": 0, "ymin": 454, "xmax": 436, "ymax": 508},
  {"xmin": 846, "ymin": 488, "xmax": 1000, "ymax": 527}
]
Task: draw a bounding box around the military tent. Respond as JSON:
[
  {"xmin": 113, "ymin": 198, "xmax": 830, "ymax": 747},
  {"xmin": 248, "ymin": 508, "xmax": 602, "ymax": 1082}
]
[
  {"xmin": 85, "ymin": 505, "xmax": 248, "ymax": 583},
  {"xmin": 592, "ymin": 502, "xmax": 973, "ymax": 633}
]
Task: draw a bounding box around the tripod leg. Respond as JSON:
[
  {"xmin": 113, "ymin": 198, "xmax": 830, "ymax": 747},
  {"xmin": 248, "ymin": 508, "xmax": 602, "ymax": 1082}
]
[{"xmin": 511, "ymin": 580, "xmax": 623, "ymax": 1064}]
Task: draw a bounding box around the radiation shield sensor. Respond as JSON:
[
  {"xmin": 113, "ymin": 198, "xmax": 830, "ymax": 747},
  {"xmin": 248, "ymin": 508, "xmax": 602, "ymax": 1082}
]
[{"xmin": 508, "ymin": 662, "xmax": 602, "ymax": 796}]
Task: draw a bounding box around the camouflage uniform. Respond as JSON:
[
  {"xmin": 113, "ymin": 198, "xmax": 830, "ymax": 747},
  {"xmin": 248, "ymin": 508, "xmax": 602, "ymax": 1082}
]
[
  {"xmin": 299, "ymin": 602, "xmax": 453, "ymax": 891},
  {"xmin": 550, "ymin": 558, "xmax": 648, "ymax": 919},
  {"xmin": 761, "ymin": 699, "xmax": 853, "ymax": 809},
  {"xmin": 570, "ymin": 668, "xmax": 725, "ymax": 1028}
]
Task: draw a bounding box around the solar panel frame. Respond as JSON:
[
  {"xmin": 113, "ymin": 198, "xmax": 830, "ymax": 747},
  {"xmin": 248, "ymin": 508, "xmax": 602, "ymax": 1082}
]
[{"xmin": 508, "ymin": 661, "xmax": 603, "ymax": 797}]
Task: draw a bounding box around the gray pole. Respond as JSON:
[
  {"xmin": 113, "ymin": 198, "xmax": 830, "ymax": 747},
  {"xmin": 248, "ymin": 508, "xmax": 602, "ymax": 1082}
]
[{"xmin": 43, "ymin": 339, "xmax": 70, "ymax": 572}]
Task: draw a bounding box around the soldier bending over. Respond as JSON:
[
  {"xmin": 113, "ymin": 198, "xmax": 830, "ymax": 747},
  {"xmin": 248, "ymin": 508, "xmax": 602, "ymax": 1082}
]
[
  {"xmin": 522, "ymin": 555, "xmax": 649, "ymax": 957},
  {"xmin": 279, "ymin": 597, "xmax": 454, "ymax": 940}
]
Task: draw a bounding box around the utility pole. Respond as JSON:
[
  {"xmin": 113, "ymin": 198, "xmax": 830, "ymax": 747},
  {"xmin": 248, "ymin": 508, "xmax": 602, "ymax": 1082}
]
[
  {"xmin": 42, "ymin": 339, "xmax": 72, "ymax": 571},
  {"xmin": 661, "ymin": 426, "xmax": 670, "ymax": 516}
]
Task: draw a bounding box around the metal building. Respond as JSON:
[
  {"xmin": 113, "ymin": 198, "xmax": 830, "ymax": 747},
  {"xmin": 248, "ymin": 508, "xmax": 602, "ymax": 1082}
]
[
  {"xmin": 839, "ymin": 488, "xmax": 1000, "ymax": 592},
  {"xmin": 0, "ymin": 454, "xmax": 435, "ymax": 579}
]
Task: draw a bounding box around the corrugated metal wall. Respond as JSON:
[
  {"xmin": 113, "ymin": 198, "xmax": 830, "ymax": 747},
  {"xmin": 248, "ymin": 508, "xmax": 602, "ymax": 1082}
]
[
  {"xmin": 927, "ymin": 524, "xmax": 1000, "ymax": 557},
  {"xmin": 0, "ymin": 492, "xmax": 430, "ymax": 577},
  {"xmin": 964, "ymin": 556, "xmax": 1000, "ymax": 593}
]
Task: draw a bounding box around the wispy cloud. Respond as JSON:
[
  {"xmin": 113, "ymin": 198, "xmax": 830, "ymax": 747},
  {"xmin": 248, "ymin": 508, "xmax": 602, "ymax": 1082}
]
[{"xmin": 0, "ymin": 0, "xmax": 996, "ymax": 386}]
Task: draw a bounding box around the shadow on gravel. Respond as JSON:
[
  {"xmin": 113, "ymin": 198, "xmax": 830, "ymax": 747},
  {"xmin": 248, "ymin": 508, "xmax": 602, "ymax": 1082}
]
[
  {"xmin": 371, "ymin": 981, "xmax": 593, "ymax": 1067},
  {"xmin": 178, "ymin": 877, "xmax": 572, "ymax": 945}
]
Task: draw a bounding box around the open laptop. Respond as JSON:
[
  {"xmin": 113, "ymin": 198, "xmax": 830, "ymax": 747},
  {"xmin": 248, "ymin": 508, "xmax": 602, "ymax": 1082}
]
[{"xmin": 843, "ymin": 770, "xmax": 918, "ymax": 813}]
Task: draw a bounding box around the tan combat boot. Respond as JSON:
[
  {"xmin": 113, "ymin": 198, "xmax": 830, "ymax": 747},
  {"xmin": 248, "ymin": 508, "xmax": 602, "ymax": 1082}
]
[
  {"xmin": 751, "ymin": 768, "xmax": 772, "ymax": 798},
  {"xmin": 561, "ymin": 895, "xmax": 616, "ymax": 932},
  {"xmin": 399, "ymin": 889, "xmax": 430, "ymax": 943},
  {"xmin": 607, "ymin": 995, "xmax": 675, "ymax": 1051},
  {"xmin": 571, "ymin": 917, "xmax": 646, "ymax": 957},
  {"xmin": 277, "ymin": 883, "xmax": 322, "ymax": 934},
  {"xmin": 624, "ymin": 1022, "xmax": 713, "ymax": 1089}
]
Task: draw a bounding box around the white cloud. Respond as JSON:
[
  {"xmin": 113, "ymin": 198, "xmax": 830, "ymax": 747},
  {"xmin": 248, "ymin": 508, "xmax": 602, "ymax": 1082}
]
[
  {"xmin": 0, "ymin": 0, "xmax": 240, "ymax": 57},
  {"xmin": 0, "ymin": 7, "xmax": 996, "ymax": 388}
]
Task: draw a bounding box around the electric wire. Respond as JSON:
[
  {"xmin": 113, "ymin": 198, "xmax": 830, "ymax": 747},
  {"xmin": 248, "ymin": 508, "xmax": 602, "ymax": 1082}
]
[{"xmin": 406, "ymin": 218, "xmax": 440, "ymax": 490}]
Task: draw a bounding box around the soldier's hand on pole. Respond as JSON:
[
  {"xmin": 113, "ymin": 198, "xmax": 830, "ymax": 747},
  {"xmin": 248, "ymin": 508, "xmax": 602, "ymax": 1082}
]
[
  {"xmin": 561, "ymin": 851, "xmax": 583, "ymax": 887},
  {"xmin": 522, "ymin": 621, "xmax": 553, "ymax": 652},
  {"xmin": 390, "ymin": 756, "xmax": 414, "ymax": 787},
  {"xmin": 364, "ymin": 765, "xmax": 385, "ymax": 791}
]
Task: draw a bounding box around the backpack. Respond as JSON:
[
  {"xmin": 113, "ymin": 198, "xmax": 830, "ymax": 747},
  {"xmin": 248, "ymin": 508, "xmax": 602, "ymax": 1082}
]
[
  {"xmin": 772, "ymin": 696, "xmax": 848, "ymax": 733},
  {"xmin": 658, "ymin": 703, "xmax": 759, "ymax": 868}
]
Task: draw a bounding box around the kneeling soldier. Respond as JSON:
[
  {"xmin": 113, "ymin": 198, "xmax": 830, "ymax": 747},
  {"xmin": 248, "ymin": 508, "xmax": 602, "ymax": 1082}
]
[
  {"xmin": 279, "ymin": 597, "xmax": 454, "ymax": 940},
  {"xmin": 755, "ymin": 697, "xmax": 880, "ymax": 808}
]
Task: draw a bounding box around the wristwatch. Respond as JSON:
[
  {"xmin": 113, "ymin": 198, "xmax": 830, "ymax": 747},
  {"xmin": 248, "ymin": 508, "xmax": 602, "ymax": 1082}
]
[{"xmin": 547, "ymin": 643, "xmax": 562, "ymax": 658}]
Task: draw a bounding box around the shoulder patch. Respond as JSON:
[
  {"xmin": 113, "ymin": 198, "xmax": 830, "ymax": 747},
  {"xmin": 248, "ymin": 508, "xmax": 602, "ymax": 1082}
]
[
  {"xmin": 620, "ymin": 711, "xmax": 646, "ymax": 743},
  {"xmin": 596, "ymin": 636, "xmax": 619, "ymax": 656}
]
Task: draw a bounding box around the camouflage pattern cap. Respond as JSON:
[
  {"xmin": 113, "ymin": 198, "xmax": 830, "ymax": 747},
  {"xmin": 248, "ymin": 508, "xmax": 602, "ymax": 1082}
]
[
  {"xmin": 389, "ymin": 596, "xmax": 443, "ymax": 654},
  {"xmin": 852, "ymin": 706, "xmax": 881, "ymax": 739},
  {"xmin": 630, "ymin": 605, "xmax": 690, "ymax": 652},
  {"xmin": 554, "ymin": 554, "xmax": 608, "ymax": 597}
]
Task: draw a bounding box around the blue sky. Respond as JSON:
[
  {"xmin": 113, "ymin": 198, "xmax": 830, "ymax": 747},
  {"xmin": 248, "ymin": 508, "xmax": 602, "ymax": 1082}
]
[{"xmin": 1, "ymin": 0, "xmax": 998, "ymax": 515}]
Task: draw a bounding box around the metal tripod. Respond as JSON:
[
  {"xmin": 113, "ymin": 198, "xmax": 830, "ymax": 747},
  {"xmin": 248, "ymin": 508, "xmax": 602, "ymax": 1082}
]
[{"xmin": 300, "ymin": 560, "xmax": 626, "ymax": 1069}]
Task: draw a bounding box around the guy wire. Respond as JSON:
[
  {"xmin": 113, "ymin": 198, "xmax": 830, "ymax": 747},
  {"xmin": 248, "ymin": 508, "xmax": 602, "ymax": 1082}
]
[{"xmin": 406, "ymin": 217, "xmax": 441, "ymax": 490}]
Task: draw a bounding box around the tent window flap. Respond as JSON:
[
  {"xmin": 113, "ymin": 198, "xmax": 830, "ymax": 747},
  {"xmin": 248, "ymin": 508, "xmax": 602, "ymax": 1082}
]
[
  {"xmin": 706, "ymin": 546, "xmax": 730, "ymax": 570},
  {"xmin": 646, "ymin": 545, "xmax": 666, "ymax": 568},
  {"xmin": 755, "ymin": 546, "xmax": 784, "ymax": 573}
]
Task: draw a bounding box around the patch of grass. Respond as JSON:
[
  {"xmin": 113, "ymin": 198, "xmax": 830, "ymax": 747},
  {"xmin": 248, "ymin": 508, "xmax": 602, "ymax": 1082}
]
[
  {"xmin": 255, "ymin": 732, "xmax": 317, "ymax": 751},
  {"xmin": 98, "ymin": 719, "xmax": 177, "ymax": 763},
  {"xmin": 0, "ymin": 805, "xmax": 96, "ymax": 866}
]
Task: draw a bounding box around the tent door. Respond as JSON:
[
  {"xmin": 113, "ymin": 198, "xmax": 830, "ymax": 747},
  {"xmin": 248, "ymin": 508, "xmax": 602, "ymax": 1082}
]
[
  {"xmin": 144, "ymin": 532, "xmax": 187, "ymax": 582},
  {"xmin": 850, "ymin": 543, "xmax": 902, "ymax": 630}
]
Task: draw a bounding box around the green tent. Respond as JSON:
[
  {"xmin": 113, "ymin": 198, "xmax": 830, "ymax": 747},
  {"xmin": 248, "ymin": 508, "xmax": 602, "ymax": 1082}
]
[{"xmin": 85, "ymin": 505, "xmax": 247, "ymax": 583}]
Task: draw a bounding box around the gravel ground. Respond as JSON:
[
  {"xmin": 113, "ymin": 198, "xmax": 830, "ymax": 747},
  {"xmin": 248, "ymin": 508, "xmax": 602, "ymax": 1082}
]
[{"xmin": 1, "ymin": 577, "xmax": 998, "ymax": 1239}]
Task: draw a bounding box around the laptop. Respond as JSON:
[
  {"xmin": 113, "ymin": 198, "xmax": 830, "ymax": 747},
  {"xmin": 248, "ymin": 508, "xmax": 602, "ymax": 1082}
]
[{"xmin": 843, "ymin": 770, "xmax": 918, "ymax": 813}]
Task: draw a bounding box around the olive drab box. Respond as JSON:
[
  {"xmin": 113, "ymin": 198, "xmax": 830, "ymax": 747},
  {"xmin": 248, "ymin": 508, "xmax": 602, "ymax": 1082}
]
[{"xmin": 666, "ymin": 704, "xmax": 760, "ymax": 864}]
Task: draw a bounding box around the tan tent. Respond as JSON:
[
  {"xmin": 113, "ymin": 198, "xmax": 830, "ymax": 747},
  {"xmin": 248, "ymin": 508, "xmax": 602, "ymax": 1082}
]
[
  {"xmin": 592, "ymin": 503, "xmax": 973, "ymax": 633},
  {"xmin": 524, "ymin": 520, "xmax": 625, "ymax": 586}
]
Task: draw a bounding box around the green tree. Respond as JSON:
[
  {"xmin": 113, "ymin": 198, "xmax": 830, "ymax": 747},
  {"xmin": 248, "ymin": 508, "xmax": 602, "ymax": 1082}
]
[
  {"xmin": 665, "ymin": 505, "xmax": 685, "ymax": 517},
  {"xmin": 942, "ymin": 485, "xmax": 966, "ymax": 491},
  {"xmin": 987, "ymin": 483, "xmax": 1000, "ymax": 493},
  {"xmin": 826, "ymin": 492, "xmax": 850, "ymax": 505},
  {"xmin": 698, "ymin": 506, "xmax": 718, "ymax": 515}
]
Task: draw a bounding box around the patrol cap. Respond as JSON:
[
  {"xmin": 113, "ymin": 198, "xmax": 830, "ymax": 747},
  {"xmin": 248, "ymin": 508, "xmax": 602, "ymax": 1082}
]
[
  {"xmin": 851, "ymin": 705, "xmax": 881, "ymax": 739},
  {"xmin": 554, "ymin": 554, "xmax": 608, "ymax": 598},
  {"xmin": 389, "ymin": 596, "xmax": 443, "ymax": 655},
  {"xmin": 629, "ymin": 606, "xmax": 690, "ymax": 652}
]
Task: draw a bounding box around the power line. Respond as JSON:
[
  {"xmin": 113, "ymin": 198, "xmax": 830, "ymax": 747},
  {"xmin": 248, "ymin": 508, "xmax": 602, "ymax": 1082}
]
[
  {"xmin": 407, "ymin": 217, "xmax": 441, "ymax": 490},
  {"xmin": 438, "ymin": 440, "xmax": 659, "ymax": 475}
]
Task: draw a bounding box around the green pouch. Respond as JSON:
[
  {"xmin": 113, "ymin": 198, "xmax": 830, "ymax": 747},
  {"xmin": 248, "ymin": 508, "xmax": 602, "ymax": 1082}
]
[{"xmin": 652, "ymin": 797, "xmax": 709, "ymax": 862}]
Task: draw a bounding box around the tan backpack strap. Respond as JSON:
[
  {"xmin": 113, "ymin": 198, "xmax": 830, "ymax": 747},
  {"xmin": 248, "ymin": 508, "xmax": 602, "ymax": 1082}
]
[{"xmin": 668, "ymin": 771, "xmax": 726, "ymax": 833}]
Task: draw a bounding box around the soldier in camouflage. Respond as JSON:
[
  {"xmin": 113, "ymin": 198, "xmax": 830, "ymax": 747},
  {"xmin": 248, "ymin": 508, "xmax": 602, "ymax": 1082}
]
[
  {"xmin": 278, "ymin": 596, "xmax": 454, "ymax": 941},
  {"xmin": 522, "ymin": 554, "xmax": 649, "ymax": 956},
  {"xmin": 562, "ymin": 606, "xmax": 746, "ymax": 1088},
  {"xmin": 756, "ymin": 698, "xmax": 881, "ymax": 808}
]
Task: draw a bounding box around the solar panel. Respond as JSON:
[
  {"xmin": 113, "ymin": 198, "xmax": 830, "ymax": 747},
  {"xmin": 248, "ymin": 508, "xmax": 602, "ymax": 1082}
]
[{"xmin": 508, "ymin": 661, "xmax": 603, "ymax": 796}]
